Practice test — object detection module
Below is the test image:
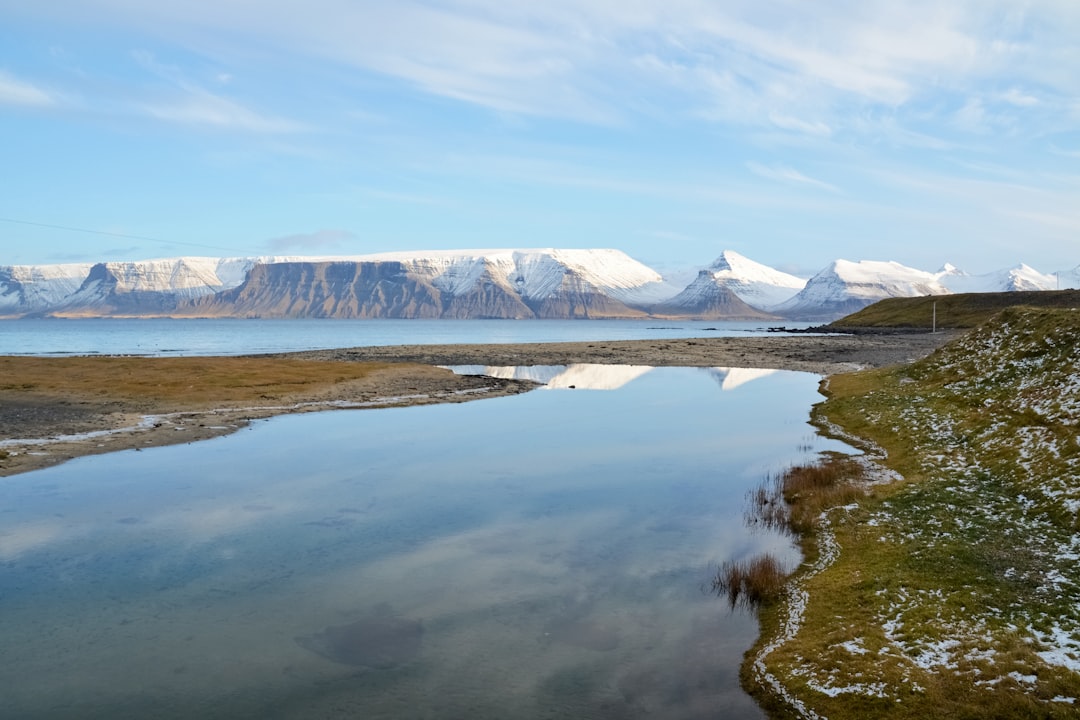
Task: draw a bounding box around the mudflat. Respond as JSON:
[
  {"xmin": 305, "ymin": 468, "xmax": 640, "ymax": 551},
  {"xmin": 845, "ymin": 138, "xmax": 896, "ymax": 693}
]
[{"xmin": 0, "ymin": 331, "xmax": 958, "ymax": 477}]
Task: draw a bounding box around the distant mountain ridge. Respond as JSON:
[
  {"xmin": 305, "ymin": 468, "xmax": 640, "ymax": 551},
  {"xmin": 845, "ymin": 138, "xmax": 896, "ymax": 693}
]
[{"xmin": 2, "ymin": 249, "xmax": 1077, "ymax": 321}]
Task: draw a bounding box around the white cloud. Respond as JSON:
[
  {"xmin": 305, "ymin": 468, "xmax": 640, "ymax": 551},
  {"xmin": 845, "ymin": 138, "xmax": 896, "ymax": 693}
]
[
  {"xmin": 747, "ymin": 161, "xmax": 840, "ymax": 193},
  {"xmin": 130, "ymin": 50, "xmax": 306, "ymax": 132},
  {"xmin": 10, "ymin": 0, "xmax": 1080, "ymax": 135},
  {"xmin": 0, "ymin": 69, "xmax": 57, "ymax": 107},
  {"xmin": 768, "ymin": 113, "xmax": 832, "ymax": 137},
  {"xmin": 1000, "ymin": 87, "xmax": 1039, "ymax": 107},
  {"xmin": 141, "ymin": 88, "xmax": 306, "ymax": 133}
]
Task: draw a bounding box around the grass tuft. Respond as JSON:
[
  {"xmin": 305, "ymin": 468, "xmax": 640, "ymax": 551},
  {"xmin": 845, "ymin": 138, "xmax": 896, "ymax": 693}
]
[
  {"xmin": 746, "ymin": 456, "xmax": 866, "ymax": 535},
  {"xmin": 712, "ymin": 554, "xmax": 787, "ymax": 610}
]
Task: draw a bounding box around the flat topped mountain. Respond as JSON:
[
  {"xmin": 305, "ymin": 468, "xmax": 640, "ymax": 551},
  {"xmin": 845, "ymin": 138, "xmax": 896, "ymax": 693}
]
[{"xmin": 2, "ymin": 249, "xmax": 1077, "ymax": 320}]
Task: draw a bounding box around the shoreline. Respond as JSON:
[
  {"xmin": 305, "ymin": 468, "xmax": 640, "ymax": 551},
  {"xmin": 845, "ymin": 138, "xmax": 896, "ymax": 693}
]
[{"xmin": 0, "ymin": 331, "xmax": 958, "ymax": 478}]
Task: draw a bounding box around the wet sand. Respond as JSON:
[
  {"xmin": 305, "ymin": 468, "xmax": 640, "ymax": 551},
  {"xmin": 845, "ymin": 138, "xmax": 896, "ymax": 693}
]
[{"xmin": 0, "ymin": 331, "xmax": 958, "ymax": 477}]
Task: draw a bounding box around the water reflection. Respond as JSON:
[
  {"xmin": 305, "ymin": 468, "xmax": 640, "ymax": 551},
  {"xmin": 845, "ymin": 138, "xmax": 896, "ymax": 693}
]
[
  {"xmin": 0, "ymin": 367, "xmax": 851, "ymax": 719},
  {"xmin": 444, "ymin": 364, "xmax": 780, "ymax": 392}
]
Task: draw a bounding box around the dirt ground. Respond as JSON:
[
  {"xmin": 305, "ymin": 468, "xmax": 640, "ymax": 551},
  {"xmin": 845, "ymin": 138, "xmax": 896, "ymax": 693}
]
[{"xmin": 0, "ymin": 330, "xmax": 959, "ymax": 477}]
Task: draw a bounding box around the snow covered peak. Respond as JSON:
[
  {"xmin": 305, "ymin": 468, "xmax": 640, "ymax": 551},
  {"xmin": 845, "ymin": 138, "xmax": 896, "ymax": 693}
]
[
  {"xmin": 939, "ymin": 263, "xmax": 1059, "ymax": 294},
  {"xmin": 773, "ymin": 259, "xmax": 950, "ymax": 320},
  {"xmin": 0, "ymin": 262, "xmax": 94, "ymax": 313},
  {"xmin": 804, "ymin": 259, "xmax": 947, "ymax": 300},
  {"xmin": 692, "ymin": 249, "xmax": 806, "ymax": 309},
  {"xmin": 937, "ymin": 263, "xmax": 962, "ymax": 276},
  {"xmin": 346, "ymin": 248, "xmax": 676, "ymax": 304}
]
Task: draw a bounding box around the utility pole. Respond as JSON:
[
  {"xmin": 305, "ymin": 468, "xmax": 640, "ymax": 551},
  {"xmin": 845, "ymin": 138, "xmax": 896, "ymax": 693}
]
[{"xmin": 932, "ymin": 301, "xmax": 937, "ymax": 334}]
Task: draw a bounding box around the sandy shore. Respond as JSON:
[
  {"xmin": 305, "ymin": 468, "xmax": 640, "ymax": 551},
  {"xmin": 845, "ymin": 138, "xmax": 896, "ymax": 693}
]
[{"xmin": 0, "ymin": 330, "xmax": 958, "ymax": 477}]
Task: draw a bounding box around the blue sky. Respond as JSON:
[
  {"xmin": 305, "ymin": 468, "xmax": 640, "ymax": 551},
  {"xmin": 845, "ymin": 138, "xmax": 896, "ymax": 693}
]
[{"xmin": 2, "ymin": 1, "xmax": 1078, "ymax": 277}]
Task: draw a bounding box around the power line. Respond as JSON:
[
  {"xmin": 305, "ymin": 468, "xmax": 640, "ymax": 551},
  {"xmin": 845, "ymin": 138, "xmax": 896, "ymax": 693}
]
[{"xmin": 0, "ymin": 217, "xmax": 247, "ymax": 254}]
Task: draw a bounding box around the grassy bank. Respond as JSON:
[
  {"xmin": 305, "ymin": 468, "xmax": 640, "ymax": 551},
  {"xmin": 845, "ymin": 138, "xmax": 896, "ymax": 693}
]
[
  {"xmin": 749, "ymin": 307, "xmax": 1080, "ymax": 718},
  {"xmin": 831, "ymin": 289, "xmax": 1080, "ymax": 329}
]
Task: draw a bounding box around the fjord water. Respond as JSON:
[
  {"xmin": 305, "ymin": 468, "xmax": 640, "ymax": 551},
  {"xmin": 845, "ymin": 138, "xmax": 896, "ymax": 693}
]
[
  {"xmin": 0, "ymin": 317, "xmax": 814, "ymax": 356},
  {"xmin": 0, "ymin": 367, "xmax": 849, "ymax": 719}
]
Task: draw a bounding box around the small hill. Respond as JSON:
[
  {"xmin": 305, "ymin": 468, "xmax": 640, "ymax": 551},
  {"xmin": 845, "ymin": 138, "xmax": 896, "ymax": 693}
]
[
  {"xmin": 756, "ymin": 306, "xmax": 1080, "ymax": 717},
  {"xmin": 831, "ymin": 288, "xmax": 1080, "ymax": 329}
]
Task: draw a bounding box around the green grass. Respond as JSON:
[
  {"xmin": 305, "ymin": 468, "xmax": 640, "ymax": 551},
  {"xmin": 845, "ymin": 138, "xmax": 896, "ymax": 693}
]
[
  {"xmin": 830, "ymin": 290, "xmax": 1080, "ymax": 329},
  {"xmin": 747, "ymin": 307, "xmax": 1080, "ymax": 718}
]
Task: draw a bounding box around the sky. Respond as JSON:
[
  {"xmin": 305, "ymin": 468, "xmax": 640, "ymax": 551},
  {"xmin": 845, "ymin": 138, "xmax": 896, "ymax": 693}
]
[{"xmin": 1, "ymin": 0, "xmax": 1079, "ymax": 278}]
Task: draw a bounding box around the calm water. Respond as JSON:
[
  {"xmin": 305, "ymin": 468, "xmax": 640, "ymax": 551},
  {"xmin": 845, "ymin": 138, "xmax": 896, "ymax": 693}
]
[
  {"xmin": 0, "ymin": 366, "xmax": 849, "ymax": 719},
  {"xmin": 0, "ymin": 318, "xmax": 814, "ymax": 357}
]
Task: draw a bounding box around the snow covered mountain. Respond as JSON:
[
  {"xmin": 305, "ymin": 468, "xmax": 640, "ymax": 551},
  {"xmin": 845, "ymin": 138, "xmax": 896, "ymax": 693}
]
[
  {"xmin": 652, "ymin": 250, "xmax": 804, "ymax": 319},
  {"xmin": 0, "ymin": 250, "xmax": 676, "ymax": 319},
  {"xmin": 2, "ymin": 249, "xmax": 1077, "ymax": 320},
  {"xmin": 351, "ymin": 248, "xmax": 677, "ymax": 306},
  {"xmin": 774, "ymin": 259, "xmax": 950, "ymax": 320},
  {"xmin": 184, "ymin": 249, "xmax": 673, "ymax": 319},
  {"xmin": 698, "ymin": 250, "xmax": 806, "ymax": 309},
  {"xmin": 0, "ymin": 262, "xmax": 94, "ymax": 315},
  {"xmin": 937, "ymin": 263, "xmax": 1060, "ymax": 293}
]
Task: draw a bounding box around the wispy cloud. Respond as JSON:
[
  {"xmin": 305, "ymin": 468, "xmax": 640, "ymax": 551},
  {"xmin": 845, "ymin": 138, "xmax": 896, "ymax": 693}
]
[
  {"xmin": 746, "ymin": 161, "xmax": 840, "ymax": 193},
  {"xmin": 0, "ymin": 69, "xmax": 57, "ymax": 107},
  {"xmin": 141, "ymin": 89, "xmax": 306, "ymax": 133},
  {"xmin": 265, "ymin": 229, "xmax": 356, "ymax": 252},
  {"xmin": 16, "ymin": 1, "xmax": 1080, "ymax": 134},
  {"xmin": 768, "ymin": 113, "xmax": 832, "ymax": 137},
  {"xmin": 133, "ymin": 50, "xmax": 306, "ymax": 133}
]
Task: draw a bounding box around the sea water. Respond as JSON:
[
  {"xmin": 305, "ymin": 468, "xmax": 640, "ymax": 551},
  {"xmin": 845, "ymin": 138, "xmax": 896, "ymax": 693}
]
[
  {"xmin": 0, "ymin": 318, "xmax": 814, "ymax": 357},
  {"xmin": 0, "ymin": 366, "xmax": 850, "ymax": 719}
]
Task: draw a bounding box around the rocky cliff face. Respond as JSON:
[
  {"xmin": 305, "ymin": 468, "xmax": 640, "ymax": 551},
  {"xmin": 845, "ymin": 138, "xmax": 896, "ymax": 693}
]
[
  {"xmin": 182, "ymin": 261, "xmax": 651, "ymax": 319},
  {"xmin": 184, "ymin": 262, "xmax": 443, "ymax": 318}
]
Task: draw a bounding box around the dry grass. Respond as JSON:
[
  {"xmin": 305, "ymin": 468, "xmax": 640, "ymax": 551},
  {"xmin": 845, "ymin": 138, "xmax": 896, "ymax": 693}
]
[
  {"xmin": 746, "ymin": 456, "xmax": 867, "ymax": 536},
  {"xmin": 780, "ymin": 457, "xmax": 866, "ymax": 533},
  {"xmin": 0, "ymin": 355, "xmax": 535, "ymax": 477},
  {"xmin": 712, "ymin": 554, "xmax": 787, "ymax": 610},
  {"xmin": 0, "ymin": 355, "xmax": 404, "ymax": 409}
]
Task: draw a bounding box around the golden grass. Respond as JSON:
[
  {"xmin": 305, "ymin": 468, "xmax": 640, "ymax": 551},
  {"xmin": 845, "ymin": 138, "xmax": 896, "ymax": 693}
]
[
  {"xmin": 0, "ymin": 355, "xmax": 402, "ymax": 409},
  {"xmin": 712, "ymin": 554, "xmax": 787, "ymax": 610}
]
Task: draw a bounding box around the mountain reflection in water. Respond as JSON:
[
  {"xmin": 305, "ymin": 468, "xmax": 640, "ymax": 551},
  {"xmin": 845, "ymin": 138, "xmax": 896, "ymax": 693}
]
[{"xmin": 445, "ymin": 363, "xmax": 779, "ymax": 392}]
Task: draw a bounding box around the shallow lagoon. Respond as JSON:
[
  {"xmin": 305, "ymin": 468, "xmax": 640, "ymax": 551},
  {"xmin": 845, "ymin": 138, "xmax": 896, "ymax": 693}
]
[{"xmin": 0, "ymin": 367, "xmax": 849, "ymax": 719}]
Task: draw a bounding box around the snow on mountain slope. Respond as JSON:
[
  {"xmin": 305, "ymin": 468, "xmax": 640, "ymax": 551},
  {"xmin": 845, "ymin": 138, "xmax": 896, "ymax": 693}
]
[
  {"xmin": 938, "ymin": 263, "xmax": 1059, "ymax": 293},
  {"xmin": 350, "ymin": 248, "xmax": 676, "ymax": 305},
  {"xmin": 774, "ymin": 259, "xmax": 950, "ymax": 320},
  {"xmin": 0, "ymin": 264, "xmax": 87, "ymax": 311},
  {"xmin": 0, "ymin": 263, "xmax": 94, "ymax": 314},
  {"xmin": 1055, "ymin": 265, "xmax": 1080, "ymax": 290},
  {"xmin": 701, "ymin": 250, "xmax": 806, "ymax": 309}
]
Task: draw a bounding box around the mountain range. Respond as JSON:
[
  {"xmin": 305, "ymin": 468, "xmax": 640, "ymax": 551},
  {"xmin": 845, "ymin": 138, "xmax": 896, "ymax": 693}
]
[{"xmin": 2, "ymin": 249, "xmax": 1077, "ymax": 321}]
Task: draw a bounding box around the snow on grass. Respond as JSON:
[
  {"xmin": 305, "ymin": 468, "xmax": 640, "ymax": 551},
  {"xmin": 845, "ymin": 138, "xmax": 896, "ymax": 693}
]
[{"xmin": 756, "ymin": 308, "xmax": 1080, "ymax": 717}]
